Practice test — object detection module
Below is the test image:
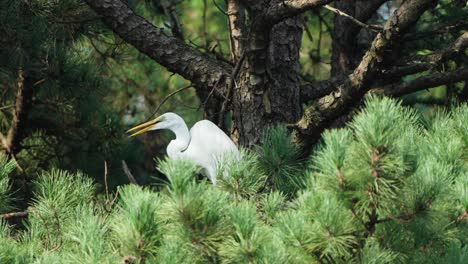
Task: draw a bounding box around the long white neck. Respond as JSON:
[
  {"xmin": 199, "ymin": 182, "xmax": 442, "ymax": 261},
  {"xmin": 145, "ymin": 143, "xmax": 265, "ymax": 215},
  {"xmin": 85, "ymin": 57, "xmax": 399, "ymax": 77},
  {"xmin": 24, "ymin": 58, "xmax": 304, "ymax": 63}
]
[{"xmin": 166, "ymin": 121, "xmax": 190, "ymax": 158}]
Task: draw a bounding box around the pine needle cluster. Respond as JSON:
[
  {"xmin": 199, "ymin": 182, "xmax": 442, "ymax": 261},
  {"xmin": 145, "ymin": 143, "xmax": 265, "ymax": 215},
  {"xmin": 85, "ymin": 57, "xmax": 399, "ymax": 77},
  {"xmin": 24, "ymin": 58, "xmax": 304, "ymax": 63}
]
[{"xmin": 0, "ymin": 96, "xmax": 466, "ymax": 263}]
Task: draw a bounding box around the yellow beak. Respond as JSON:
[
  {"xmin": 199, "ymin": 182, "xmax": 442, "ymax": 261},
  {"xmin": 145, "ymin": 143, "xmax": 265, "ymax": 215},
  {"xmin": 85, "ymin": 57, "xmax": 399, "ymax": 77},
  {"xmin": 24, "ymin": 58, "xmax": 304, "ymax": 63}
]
[{"xmin": 127, "ymin": 118, "xmax": 161, "ymax": 137}]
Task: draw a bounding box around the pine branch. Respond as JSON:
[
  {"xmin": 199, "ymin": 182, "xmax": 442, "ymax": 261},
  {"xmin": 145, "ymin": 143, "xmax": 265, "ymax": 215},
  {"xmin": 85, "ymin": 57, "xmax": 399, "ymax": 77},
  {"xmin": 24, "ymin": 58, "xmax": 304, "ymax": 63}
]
[
  {"xmin": 84, "ymin": 0, "xmax": 231, "ymax": 99},
  {"xmin": 371, "ymin": 67, "xmax": 468, "ymax": 97},
  {"xmin": 122, "ymin": 160, "xmax": 137, "ymax": 185},
  {"xmin": 383, "ymin": 32, "xmax": 468, "ymax": 78},
  {"xmin": 293, "ymin": 0, "xmax": 439, "ymax": 147},
  {"xmin": 404, "ymin": 18, "xmax": 468, "ymax": 41},
  {"xmin": 1, "ymin": 69, "xmax": 34, "ymax": 156},
  {"xmin": 300, "ymin": 32, "xmax": 468, "ymax": 102}
]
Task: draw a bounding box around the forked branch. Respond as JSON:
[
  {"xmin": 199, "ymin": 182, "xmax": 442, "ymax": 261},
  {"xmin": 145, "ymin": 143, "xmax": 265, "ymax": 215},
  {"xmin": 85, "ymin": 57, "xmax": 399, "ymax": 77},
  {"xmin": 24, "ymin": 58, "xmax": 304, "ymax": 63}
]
[{"xmin": 293, "ymin": 0, "xmax": 440, "ymax": 147}]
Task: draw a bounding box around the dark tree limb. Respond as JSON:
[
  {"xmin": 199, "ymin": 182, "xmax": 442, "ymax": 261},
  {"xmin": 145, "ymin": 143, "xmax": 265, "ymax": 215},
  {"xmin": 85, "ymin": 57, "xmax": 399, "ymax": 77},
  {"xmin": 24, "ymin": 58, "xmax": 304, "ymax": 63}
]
[
  {"xmin": 293, "ymin": 0, "xmax": 439, "ymax": 147},
  {"xmin": 404, "ymin": 18, "xmax": 468, "ymax": 41},
  {"xmin": 1, "ymin": 69, "xmax": 34, "ymax": 156},
  {"xmin": 301, "ymin": 31, "xmax": 468, "ymax": 102},
  {"xmin": 371, "ymin": 68, "xmax": 468, "ymax": 97},
  {"xmin": 300, "ymin": 76, "xmax": 345, "ymax": 102},
  {"xmin": 390, "ymin": 32, "xmax": 468, "ymax": 74},
  {"xmin": 84, "ymin": 0, "xmax": 231, "ymax": 98}
]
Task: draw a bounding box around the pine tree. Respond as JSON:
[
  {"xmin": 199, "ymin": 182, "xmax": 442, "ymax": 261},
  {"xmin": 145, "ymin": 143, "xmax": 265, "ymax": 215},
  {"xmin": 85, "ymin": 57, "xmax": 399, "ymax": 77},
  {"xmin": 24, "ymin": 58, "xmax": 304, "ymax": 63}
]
[{"xmin": 0, "ymin": 96, "xmax": 466, "ymax": 263}]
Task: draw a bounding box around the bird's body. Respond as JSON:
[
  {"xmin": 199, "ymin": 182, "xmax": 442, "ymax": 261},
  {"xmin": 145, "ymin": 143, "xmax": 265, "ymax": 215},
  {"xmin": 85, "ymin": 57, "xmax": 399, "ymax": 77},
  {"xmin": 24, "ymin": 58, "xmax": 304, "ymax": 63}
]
[{"xmin": 128, "ymin": 113, "xmax": 239, "ymax": 185}]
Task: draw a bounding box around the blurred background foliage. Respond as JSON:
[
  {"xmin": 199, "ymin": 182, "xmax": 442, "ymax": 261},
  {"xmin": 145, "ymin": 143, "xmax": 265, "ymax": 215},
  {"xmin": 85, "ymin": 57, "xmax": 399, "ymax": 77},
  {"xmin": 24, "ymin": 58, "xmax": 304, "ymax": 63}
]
[{"xmin": 0, "ymin": 0, "xmax": 466, "ymax": 209}]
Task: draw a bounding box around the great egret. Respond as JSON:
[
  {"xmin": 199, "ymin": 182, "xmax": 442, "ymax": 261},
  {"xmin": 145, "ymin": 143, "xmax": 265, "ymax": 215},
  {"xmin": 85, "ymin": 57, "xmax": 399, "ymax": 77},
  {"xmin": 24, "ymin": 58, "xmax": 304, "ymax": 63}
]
[{"xmin": 127, "ymin": 112, "xmax": 239, "ymax": 185}]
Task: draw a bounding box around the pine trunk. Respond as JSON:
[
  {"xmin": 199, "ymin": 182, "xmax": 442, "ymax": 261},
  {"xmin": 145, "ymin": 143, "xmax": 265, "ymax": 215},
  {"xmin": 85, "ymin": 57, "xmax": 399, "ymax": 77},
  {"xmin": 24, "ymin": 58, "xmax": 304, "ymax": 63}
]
[{"xmin": 231, "ymin": 17, "xmax": 303, "ymax": 146}]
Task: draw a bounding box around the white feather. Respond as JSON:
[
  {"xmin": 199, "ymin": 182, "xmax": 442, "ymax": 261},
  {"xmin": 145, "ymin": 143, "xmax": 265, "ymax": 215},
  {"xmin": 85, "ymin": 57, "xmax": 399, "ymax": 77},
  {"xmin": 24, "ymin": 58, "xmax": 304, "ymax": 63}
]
[{"xmin": 147, "ymin": 113, "xmax": 239, "ymax": 185}]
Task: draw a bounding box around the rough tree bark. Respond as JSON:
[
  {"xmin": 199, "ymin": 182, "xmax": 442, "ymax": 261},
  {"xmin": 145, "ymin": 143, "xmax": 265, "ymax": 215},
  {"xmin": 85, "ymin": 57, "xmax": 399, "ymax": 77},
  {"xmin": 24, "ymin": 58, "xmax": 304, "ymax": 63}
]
[
  {"xmin": 231, "ymin": 16, "xmax": 303, "ymax": 146},
  {"xmin": 0, "ymin": 69, "xmax": 34, "ymax": 156},
  {"xmin": 85, "ymin": 0, "xmax": 465, "ymax": 149},
  {"xmin": 84, "ymin": 0, "xmax": 231, "ymax": 121}
]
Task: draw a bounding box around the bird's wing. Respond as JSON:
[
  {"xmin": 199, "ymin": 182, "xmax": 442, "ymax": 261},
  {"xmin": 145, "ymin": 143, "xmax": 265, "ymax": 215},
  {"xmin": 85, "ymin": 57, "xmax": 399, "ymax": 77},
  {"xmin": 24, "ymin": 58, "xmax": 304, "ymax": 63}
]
[{"xmin": 186, "ymin": 120, "xmax": 239, "ymax": 169}]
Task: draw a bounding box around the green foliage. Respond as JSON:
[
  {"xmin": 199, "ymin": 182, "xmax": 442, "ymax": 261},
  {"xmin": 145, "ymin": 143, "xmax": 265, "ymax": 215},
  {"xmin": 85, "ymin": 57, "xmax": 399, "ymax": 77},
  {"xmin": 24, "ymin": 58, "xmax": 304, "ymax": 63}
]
[
  {"xmin": 257, "ymin": 125, "xmax": 306, "ymax": 196},
  {"xmin": 111, "ymin": 184, "xmax": 161, "ymax": 261},
  {"xmin": 219, "ymin": 150, "xmax": 266, "ymax": 199},
  {"xmin": 0, "ymin": 97, "xmax": 466, "ymax": 263},
  {"xmin": 0, "ymin": 154, "xmax": 15, "ymax": 213},
  {"xmin": 360, "ymin": 238, "xmax": 403, "ymax": 264}
]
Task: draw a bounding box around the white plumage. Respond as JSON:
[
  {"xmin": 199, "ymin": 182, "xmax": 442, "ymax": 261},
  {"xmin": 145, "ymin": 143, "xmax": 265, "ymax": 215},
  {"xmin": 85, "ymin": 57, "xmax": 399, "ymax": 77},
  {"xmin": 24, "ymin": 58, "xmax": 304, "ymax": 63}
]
[{"xmin": 127, "ymin": 112, "xmax": 239, "ymax": 185}]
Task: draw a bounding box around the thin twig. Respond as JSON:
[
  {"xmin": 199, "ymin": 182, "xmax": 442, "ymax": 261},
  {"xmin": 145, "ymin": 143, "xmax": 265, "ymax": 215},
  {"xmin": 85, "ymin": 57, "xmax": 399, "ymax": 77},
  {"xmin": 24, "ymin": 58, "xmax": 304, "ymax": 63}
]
[
  {"xmin": 52, "ymin": 16, "xmax": 103, "ymax": 24},
  {"xmin": 212, "ymin": 0, "xmax": 228, "ymax": 16},
  {"xmin": 0, "ymin": 130, "xmax": 25, "ymax": 173},
  {"xmin": 199, "ymin": 77, "xmax": 225, "ymax": 111},
  {"xmin": 122, "ymin": 160, "xmax": 137, "ymax": 184},
  {"xmin": 33, "ymin": 78, "xmax": 47, "ymax": 87},
  {"xmin": 188, "ymin": 40, "xmax": 232, "ymax": 65},
  {"xmin": 102, "ymin": 189, "xmax": 120, "ymax": 224},
  {"xmin": 324, "ymin": 5, "xmax": 383, "ymax": 32},
  {"xmin": 202, "ymin": 0, "xmax": 209, "ymax": 48},
  {"xmin": 0, "ymin": 104, "xmax": 14, "ymax": 111},
  {"xmin": 302, "ymin": 19, "xmax": 314, "ymax": 42},
  {"xmin": 161, "ymin": 2, "xmax": 184, "ymax": 39},
  {"xmin": 145, "ymin": 84, "xmax": 193, "ymax": 121},
  {"xmin": 104, "ymin": 160, "xmax": 110, "ymax": 202}
]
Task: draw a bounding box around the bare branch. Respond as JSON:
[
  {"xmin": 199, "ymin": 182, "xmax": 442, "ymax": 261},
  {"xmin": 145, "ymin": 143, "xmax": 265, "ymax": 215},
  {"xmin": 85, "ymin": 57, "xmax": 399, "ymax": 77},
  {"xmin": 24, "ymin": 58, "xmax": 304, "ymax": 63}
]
[
  {"xmin": 300, "ymin": 76, "xmax": 345, "ymax": 102},
  {"xmin": 301, "ymin": 32, "xmax": 468, "ymax": 102},
  {"xmin": 371, "ymin": 68, "xmax": 468, "ymax": 97},
  {"xmin": 1, "ymin": 69, "xmax": 34, "ymax": 156},
  {"xmin": 387, "ymin": 32, "xmax": 468, "ymax": 75},
  {"xmin": 122, "ymin": 160, "xmax": 138, "ymax": 185},
  {"xmin": 294, "ymin": 0, "xmax": 439, "ymax": 147},
  {"xmin": 147, "ymin": 84, "xmax": 193, "ymax": 121},
  {"xmin": 0, "ymin": 211, "xmax": 28, "ymax": 220},
  {"xmin": 104, "ymin": 160, "xmax": 109, "ymax": 202},
  {"xmin": 84, "ymin": 0, "xmax": 231, "ymax": 96},
  {"xmin": 323, "ymin": 4, "xmax": 383, "ymax": 32},
  {"xmin": 404, "ymin": 18, "xmax": 468, "ymax": 41}
]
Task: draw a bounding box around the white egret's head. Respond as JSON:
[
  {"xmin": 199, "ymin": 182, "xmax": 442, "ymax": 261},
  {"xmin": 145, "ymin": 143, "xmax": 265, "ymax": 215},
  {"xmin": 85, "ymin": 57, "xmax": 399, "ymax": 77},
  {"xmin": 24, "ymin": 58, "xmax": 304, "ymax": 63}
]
[{"xmin": 127, "ymin": 112, "xmax": 183, "ymax": 137}]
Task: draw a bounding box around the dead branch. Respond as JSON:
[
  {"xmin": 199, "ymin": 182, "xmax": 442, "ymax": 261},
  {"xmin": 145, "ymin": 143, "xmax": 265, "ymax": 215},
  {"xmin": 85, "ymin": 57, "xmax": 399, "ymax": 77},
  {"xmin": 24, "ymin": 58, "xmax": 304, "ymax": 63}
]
[
  {"xmin": 84, "ymin": 0, "xmax": 231, "ymax": 100},
  {"xmin": 0, "ymin": 211, "xmax": 28, "ymax": 220},
  {"xmin": 323, "ymin": 4, "xmax": 383, "ymax": 32},
  {"xmin": 122, "ymin": 160, "xmax": 137, "ymax": 184}
]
